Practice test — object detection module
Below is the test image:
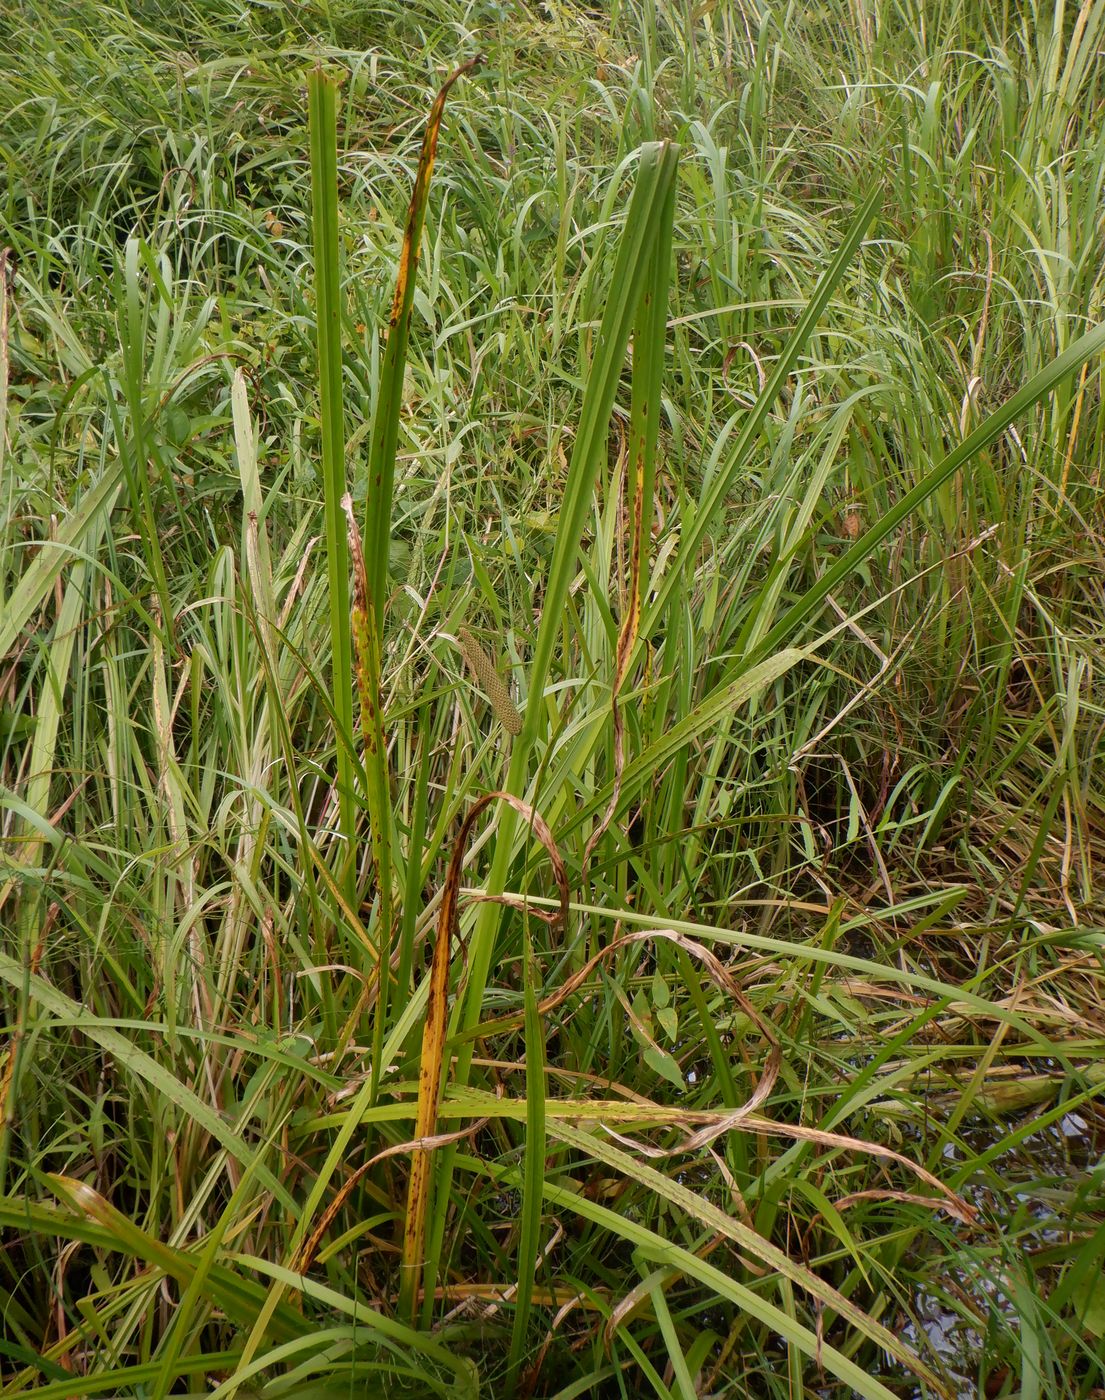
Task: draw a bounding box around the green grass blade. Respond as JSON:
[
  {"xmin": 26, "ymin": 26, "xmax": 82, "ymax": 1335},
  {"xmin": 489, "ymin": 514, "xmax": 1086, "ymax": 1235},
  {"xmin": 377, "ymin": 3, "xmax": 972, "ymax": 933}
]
[
  {"xmin": 643, "ymin": 183, "xmax": 882, "ymax": 632},
  {"xmin": 523, "ymin": 140, "xmax": 681, "ymax": 749},
  {"xmin": 506, "ymin": 925, "xmax": 546, "ymax": 1393},
  {"xmin": 424, "ymin": 140, "xmax": 681, "ymax": 1316},
  {"xmin": 0, "ymin": 1354, "xmax": 244, "ymax": 1400},
  {"xmin": 344, "ymin": 493, "xmax": 394, "ymax": 1100},
  {"xmin": 0, "ymin": 464, "xmax": 121, "ymax": 661},
  {"xmin": 638, "ymin": 1265, "xmax": 697, "ymax": 1400},
  {"xmin": 308, "ymin": 66, "xmax": 355, "ymax": 881},
  {"xmin": 747, "ymin": 318, "xmax": 1105, "ymax": 666},
  {"xmin": 455, "ymin": 140, "xmax": 682, "ymax": 1030},
  {"xmin": 364, "ymin": 57, "xmax": 482, "ymax": 624}
]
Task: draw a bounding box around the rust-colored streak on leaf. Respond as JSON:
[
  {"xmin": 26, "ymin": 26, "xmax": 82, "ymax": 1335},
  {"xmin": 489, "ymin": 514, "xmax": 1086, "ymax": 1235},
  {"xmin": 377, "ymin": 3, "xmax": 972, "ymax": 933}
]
[
  {"xmin": 831, "ymin": 1188, "xmax": 964, "ymax": 1216},
  {"xmin": 401, "ymin": 790, "xmax": 568, "ymax": 1317},
  {"xmin": 389, "ymin": 56, "xmax": 484, "ymax": 331},
  {"xmin": 614, "ymin": 415, "xmax": 647, "ymax": 697},
  {"xmin": 343, "ymin": 492, "xmax": 381, "ymax": 755}
]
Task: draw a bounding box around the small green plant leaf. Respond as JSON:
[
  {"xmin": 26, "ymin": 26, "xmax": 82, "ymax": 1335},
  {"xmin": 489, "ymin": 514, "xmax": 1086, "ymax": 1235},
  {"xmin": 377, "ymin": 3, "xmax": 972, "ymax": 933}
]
[{"xmin": 644, "ymin": 1043, "xmax": 685, "ymax": 1090}]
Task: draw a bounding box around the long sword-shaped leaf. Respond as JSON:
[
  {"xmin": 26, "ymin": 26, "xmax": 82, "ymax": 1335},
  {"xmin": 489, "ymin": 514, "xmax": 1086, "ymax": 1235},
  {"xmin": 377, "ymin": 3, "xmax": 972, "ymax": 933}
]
[
  {"xmin": 642, "ymin": 183, "xmax": 882, "ymax": 633},
  {"xmin": 522, "ymin": 141, "xmax": 682, "ymax": 749},
  {"xmin": 744, "ymin": 317, "xmax": 1105, "ymax": 667},
  {"xmin": 458, "ymin": 141, "xmax": 681, "ymax": 1027},
  {"xmin": 0, "ymin": 1353, "xmax": 243, "ymax": 1400},
  {"xmin": 585, "ymin": 154, "xmax": 677, "ymax": 870},
  {"xmin": 506, "ymin": 925, "xmax": 546, "ymax": 1393},
  {"xmin": 344, "ymin": 493, "xmax": 394, "ymax": 1099},
  {"xmin": 423, "ymin": 141, "xmax": 681, "ymax": 1317},
  {"xmin": 364, "ymin": 57, "xmax": 482, "ymax": 624},
  {"xmin": 308, "ymin": 66, "xmax": 356, "ymax": 876}
]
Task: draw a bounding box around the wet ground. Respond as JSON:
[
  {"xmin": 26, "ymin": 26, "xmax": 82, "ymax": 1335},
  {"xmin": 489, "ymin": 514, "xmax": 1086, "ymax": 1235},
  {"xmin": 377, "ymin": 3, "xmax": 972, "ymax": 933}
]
[{"xmin": 896, "ymin": 1108, "xmax": 1101, "ymax": 1398}]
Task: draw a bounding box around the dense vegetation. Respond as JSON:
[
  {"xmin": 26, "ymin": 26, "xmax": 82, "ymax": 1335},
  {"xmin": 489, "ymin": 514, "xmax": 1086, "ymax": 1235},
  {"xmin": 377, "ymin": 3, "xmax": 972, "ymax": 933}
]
[{"xmin": 2, "ymin": 0, "xmax": 1104, "ymax": 1395}]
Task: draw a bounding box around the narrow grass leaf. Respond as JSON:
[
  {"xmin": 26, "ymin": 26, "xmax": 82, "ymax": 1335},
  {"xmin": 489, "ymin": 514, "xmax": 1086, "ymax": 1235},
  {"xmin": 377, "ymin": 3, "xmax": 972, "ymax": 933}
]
[
  {"xmin": 364, "ymin": 56, "xmax": 483, "ymax": 620},
  {"xmin": 506, "ymin": 925, "xmax": 546, "ymax": 1392},
  {"xmin": 0, "ymin": 955, "xmax": 294, "ymax": 1211},
  {"xmin": 748, "ymin": 318, "xmax": 1105, "ymax": 666},
  {"xmin": 343, "ymin": 492, "xmax": 394, "ymax": 1095},
  {"xmin": 308, "ymin": 65, "xmax": 355, "ymax": 874},
  {"xmin": 644, "ymin": 184, "xmax": 882, "ymax": 631}
]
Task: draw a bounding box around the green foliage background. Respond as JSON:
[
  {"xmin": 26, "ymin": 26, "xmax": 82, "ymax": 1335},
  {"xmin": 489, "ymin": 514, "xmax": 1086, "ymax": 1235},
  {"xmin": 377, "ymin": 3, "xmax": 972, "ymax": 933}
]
[{"xmin": 1, "ymin": 0, "xmax": 1104, "ymax": 1395}]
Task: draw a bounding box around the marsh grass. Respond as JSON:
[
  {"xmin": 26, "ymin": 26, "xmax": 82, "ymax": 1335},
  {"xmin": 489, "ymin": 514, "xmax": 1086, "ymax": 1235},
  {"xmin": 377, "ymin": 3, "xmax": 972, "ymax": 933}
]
[{"xmin": 1, "ymin": 0, "xmax": 1105, "ymax": 1396}]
